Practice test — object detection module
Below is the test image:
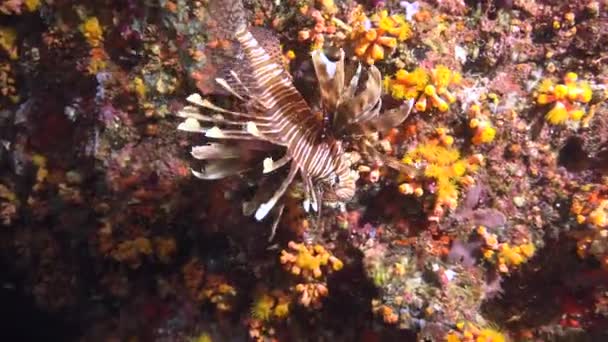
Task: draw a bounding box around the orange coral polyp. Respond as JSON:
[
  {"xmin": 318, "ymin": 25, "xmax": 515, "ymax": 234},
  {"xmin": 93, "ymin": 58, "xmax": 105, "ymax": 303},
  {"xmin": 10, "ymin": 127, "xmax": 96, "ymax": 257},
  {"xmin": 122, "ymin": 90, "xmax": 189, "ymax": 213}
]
[
  {"xmin": 415, "ymin": 96, "xmax": 427, "ymax": 111},
  {"xmin": 370, "ymin": 43, "xmax": 384, "ymax": 61},
  {"xmin": 365, "ymin": 29, "xmax": 378, "ymax": 41},
  {"xmin": 537, "ymin": 72, "xmax": 594, "ymax": 125},
  {"xmin": 554, "ymin": 84, "xmax": 568, "ymax": 100},
  {"xmin": 377, "ymin": 36, "xmax": 397, "ymax": 48},
  {"xmin": 386, "ymin": 65, "xmax": 460, "ymax": 111}
]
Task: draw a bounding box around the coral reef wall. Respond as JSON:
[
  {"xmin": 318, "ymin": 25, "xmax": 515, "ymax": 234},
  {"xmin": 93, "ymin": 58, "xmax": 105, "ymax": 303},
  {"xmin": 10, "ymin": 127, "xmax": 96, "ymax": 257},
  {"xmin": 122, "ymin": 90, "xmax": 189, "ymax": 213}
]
[{"xmin": 1, "ymin": 0, "xmax": 608, "ymax": 341}]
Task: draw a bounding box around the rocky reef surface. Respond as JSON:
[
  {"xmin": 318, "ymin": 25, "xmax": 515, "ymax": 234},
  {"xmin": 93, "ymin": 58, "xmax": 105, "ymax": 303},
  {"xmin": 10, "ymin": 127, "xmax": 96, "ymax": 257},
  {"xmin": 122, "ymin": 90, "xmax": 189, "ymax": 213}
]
[{"xmin": 1, "ymin": 0, "xmax": 608, "ymax": 341}]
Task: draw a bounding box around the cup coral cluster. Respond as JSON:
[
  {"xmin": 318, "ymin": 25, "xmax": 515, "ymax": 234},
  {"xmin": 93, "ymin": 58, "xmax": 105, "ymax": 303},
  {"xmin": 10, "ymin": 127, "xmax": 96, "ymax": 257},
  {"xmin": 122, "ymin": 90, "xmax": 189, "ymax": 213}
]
[
  {"xmin": 0, "ymin": 0, "xmax": 41, "ymax": 14},
  {"xmin": 279, "ymin": 241, "xmax": 343, "ymax": 309},
  {"xmin": 0, "ymin": 27, "xmax": 18, "ymax": 60},
  {"xmin": 468, "ymin": 97, "xmax": 498, "ymax": 145},
  {"xmin": 350, "ymin": 8, "xmax": 412, "ymax": 64},
  {"xmin": 250, "ymin": 290, "xmax": 291, "ymax": 322},
  {"xmin": 294, "ymin": 283, "xmax": 329, "ymax": 309},
  {"xmin": 478, "ymin": 226, "xmax": 536, "ymax": 273},
  {"xmin": 79, "ymin": 17, "xmax": 108, "ymax": 74},
  {"xmin": 298, "ymin": 8, "xmax": 337, "ymax": 50},
  {"xmin": 400, "ymin": 136, "xmax": 481, "ymax": 213},
  {"xmin": 572, "ymin": 186, "xmax": 608, "ymax": 229},
  {"xmin": 80, "ymin": 17, "xmax": 104, "ymax": 47},
  {"xmin": 536, "ymin": 72, "xmax": 593, "ymax": 125},
  {"xmin": 571, "ymin": 185, "xmax": 608, "ymax": 269},
  {"xmin": 279, "ymin": 241, "xmax": 343, "ymax": 279},
  {"xmin": 384, "ymin": 65, "xmax": 461, "ymax": 112},
  {"xmin": 446, "ymin": 322, "xmax": 507, "ymax": 342},
  {"xmin": 182, "ymin": 259, "xmax": 237, "ymax": 312},
  {"xmin": 198, "ymin": 275, "xmax": 238, "ymax": 312}
]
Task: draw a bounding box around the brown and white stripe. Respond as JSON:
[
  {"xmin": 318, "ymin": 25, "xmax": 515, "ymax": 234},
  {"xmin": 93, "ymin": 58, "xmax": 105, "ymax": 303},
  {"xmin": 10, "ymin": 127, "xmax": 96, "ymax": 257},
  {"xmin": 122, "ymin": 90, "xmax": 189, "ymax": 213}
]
[{"xmin": 178, "ymin": 23, "xmax": 356, "ymax": 222}]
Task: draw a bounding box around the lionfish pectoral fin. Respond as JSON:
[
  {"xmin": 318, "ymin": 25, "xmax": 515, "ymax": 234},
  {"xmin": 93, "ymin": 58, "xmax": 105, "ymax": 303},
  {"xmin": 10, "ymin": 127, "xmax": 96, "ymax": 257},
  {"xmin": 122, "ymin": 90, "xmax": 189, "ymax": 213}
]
[
  {"xmin": 311, "ymin": 49, "xmax": 345, "ymax": 112},
  {"xmin": 303, "ymin": 198, "xmax": 311, "ymax": 213},
  {"xmin": 255, "ymin": 162, "xmax": 298, "ymax": 221},
  {"xmin": 191, "ymin": 159, "xmax": 250, "ymax": 180},
  {"xmin": 363, "ymin": 139, "xmax": 416, "ymax": 176},
  {"xmin": 314, "ymin": 187, "xmax": 322, "ymax": 220},
  {"xmin": 267, "ymin": 203, "xmax": 285, "ymax": 242},
  {"xmin": 185, "ymin": 94, "xmax": 262, "ymax": 121},
  {"xmin": 204, "ymin": 126, "xmax": 267, "ymax": 141},
  {"xmin": 352, "ymin": 98, "xmax": 382, "ymax": 126},
  {"xmin": 381, "ymin": 154, "xmax": 417, "ymax": 176},
  {"xmin": 186, "ymin": 93, "xmax": 206, "ymax": 106},
  {"xmin": 246, "ymin": 122, "xmax": 286, "ymax": 146},
  {"xmin": 246, "ymin": 121, "xmax": 262, "ymax": 137},
  {"xmin": 191, "ymin": 143, "xmax": 241, "ymax": 160},
  {"xmin": 215, "ymin": 77, "xmax": 247, "ymax": 101},
  {"xmin": 177, "ymin": 118, "xmax": 205, "ymax": 133},
  {"xmin": 263, "ymin": 155, "xmax": 292, "ymax": 174},
  {"xmin": 366, "ymin": 99, "xmax": 414, "ymax": 134},
  {"xmin": 345, "ymin": 63, "xmax": 362, "ymax": 100},
  {"xmin": 300, "ymin": 172, "xmax": 318, "ymax": 213},
  {"xmin": 345, "ymin": 65, "xmax": 383, "ymax": 125}
]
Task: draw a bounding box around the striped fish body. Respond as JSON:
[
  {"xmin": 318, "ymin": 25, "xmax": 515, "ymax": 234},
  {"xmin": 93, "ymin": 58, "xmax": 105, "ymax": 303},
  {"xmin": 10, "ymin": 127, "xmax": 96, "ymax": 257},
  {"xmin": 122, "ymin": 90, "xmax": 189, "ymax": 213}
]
[
  {"xmin": 233, "ymin": 27, "xmax": 356, "ymax": 199},
  {"xmin": 178, "ymin": 13, "xmax": 356, "ymax": 222}
]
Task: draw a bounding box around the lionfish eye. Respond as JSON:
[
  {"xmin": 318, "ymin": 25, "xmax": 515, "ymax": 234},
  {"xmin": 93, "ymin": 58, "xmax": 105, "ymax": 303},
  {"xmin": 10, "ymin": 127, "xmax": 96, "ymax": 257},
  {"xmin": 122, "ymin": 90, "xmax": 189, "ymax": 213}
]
[{"xmin": 334, "ymin": 174, "xmax": 341, "ymax": 185}]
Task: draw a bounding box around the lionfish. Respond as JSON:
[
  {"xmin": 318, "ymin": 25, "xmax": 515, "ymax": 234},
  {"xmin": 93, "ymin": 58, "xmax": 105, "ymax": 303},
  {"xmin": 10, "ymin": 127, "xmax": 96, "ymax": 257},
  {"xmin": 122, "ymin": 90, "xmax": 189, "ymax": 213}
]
[{"xmin": 177, "ymin": 0, "xmax": 413, "ymax": 236}]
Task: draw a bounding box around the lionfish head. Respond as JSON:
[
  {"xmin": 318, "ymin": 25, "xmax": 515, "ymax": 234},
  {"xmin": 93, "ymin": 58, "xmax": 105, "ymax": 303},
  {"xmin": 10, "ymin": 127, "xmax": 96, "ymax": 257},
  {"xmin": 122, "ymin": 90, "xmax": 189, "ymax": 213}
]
[
  {"xmin": 331, "ymin": 170, "xmax": 357, "ymax": 201},
  {"xmin": 322, "ymin": 149, "xmax": 358, "ymax": 202}
]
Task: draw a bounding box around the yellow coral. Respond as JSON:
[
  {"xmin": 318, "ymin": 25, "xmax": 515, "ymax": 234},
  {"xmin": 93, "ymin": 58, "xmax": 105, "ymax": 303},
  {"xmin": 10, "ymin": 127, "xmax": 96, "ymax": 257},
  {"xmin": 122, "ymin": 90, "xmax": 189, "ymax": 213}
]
[
  {"xmin": 373, "ymin": 10, "xmax": 411, "ymax": 41},
  {"xmin": 351, "ymin": 9, "xmax": 411, "ymax": 64},
  {"xmin": 295, "ymin": 282, "xmax": 328, "ymax": 309},
  {"xmin": 317, "ymin": 0, "xmax": 338, "ymax": 15},
  {"xmin": 191, "ymin": 333, "xmax": 212, "ymax": 342},
  {"xmin": 0, "ymin": 27, "xmax": 17, "ymax": 60},
  {"xmin": 154, "ymin": 237, "xmax": 176, "ymax": 263},
  {"xmin": 587, "ymin": 200, "xmax": 608, "ymax": 228},
  {"xmin": 25, "ymin": 0, "xmax": 41, "ymax": 12},
  {"xmin": 536, "ymin": 72, "xmax": 593, "ymax": 125},
  {"xmin": 385, "ymin": 65, "xmax": 460, "ymax": 112},
  {"xmin": 477, "ymin": 328, "xmax": 506, "ymax": 342},
  {"xmin": 469, "ymin": 118, "xmax": 496, "ymax": 145},
  {"xmin": 402, "ymin": 141, "xmax": 480, "ymax": 210},
  {"xmin": 80, "ymin": 17, "xmax": 104, "ymax": 47},
  {"xmin": 479, "ymin": 232, "xmax": 536, "ymax": 273},
  {"xmin": 446, "ymin": 323, "xmax": 507, "ymax": 342},
  {"xmin": 133, "ymin": 77, "xmax": 146, "ymax": 99},
  {"xmin": 251, "ymin": 294, "xmax": 276, "ymax": 321},
  {"xmin": 86, "ymin": 47, "xmax": 108, "ymax": 74},
  {"xmin": 280, "ymin": 241, "xmax": 343, "ymax": 279},
  {"xmin": 200, "ymin": 275, "xmax": 237, "ymax": 312},
  {"xmin": 572, "ymin": 187, "xmax": 608, "ymax": 230},
  {"xmin": 274, "ymin": 300, "xmax": 290, "ymax": 318},
  {"xmin": 385, "ymin": 67, "xmax": 429, "ymax": 100}
]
